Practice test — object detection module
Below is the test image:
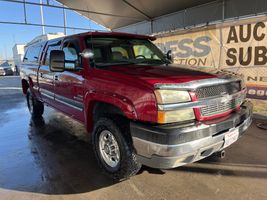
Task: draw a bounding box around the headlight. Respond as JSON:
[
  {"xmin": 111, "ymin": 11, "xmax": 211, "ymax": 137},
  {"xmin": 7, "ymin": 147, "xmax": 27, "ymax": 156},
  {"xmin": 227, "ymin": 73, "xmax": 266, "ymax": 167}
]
[
  {"xmin": 154, "ymin": 90, "xmax": 191, "ymax": 104},
  {"xmin": 158, "ymin": 109, "xmax": 195, "ymax": 124}
]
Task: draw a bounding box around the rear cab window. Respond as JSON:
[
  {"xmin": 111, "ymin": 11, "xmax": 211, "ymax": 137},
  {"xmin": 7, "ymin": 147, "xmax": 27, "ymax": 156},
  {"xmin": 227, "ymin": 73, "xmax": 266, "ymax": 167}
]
[{"xmin": 23, "ymin": 44, "xmax": 43, "ymax": 65}]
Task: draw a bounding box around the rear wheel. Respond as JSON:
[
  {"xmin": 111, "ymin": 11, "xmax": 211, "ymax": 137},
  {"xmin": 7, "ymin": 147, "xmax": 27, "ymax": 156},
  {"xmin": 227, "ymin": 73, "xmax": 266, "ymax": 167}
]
[
  {"xmin": 26, "ymin": 89, "xmax": 44, "ymax": 118},
  {"xmin": 92, "ymin": 117, "xmax": 141, "ymax": 181}
]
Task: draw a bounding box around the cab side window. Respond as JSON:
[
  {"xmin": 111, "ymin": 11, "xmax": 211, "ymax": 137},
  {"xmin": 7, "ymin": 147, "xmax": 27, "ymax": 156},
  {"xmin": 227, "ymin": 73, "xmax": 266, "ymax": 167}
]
[{"xmin": 62, "ymin": 40, "xmax": 80, "ymax": 70}]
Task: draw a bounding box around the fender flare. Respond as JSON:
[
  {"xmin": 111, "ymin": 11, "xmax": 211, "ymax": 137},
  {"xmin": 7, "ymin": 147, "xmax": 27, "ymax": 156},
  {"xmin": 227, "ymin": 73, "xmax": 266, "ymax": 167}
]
[{"xmin": 84, "ymin": 90, "xmax": 137, "ymax": 132}]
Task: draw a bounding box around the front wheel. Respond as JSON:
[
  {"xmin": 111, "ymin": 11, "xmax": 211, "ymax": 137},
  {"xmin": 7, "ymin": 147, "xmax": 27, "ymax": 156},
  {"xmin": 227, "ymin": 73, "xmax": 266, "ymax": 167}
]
[
  {"xmin": 92, "ymin": 117, "xmax": 141, "ymax": 181},
  {"xmin": 26, "ymin": 89, "xmax": 44, "ymax": 118}
]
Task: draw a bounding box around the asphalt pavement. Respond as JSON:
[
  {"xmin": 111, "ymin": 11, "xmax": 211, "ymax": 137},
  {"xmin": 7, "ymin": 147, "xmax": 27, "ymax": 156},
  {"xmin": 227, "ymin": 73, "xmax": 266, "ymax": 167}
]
[{"xmin": 0, "ymin": 76, "xmax": 267, "ymax": 200}]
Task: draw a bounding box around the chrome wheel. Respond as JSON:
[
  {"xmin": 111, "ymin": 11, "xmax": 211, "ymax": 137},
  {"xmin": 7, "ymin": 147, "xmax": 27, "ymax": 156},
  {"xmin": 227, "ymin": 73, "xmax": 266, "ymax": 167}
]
[{"xmin": 98, "ymin": 130, "xmax": 120, "ymax": 168}]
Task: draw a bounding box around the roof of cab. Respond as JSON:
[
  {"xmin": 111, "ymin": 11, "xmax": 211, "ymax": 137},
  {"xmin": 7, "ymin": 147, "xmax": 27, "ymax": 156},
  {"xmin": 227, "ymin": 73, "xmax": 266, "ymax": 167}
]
[
  {"xmin": 66, "ymin": 31, "xmax": 156, "ymax": 41},
  {"xmin": 26, "ymin": 31, "xmax": 156, "ymax": 48}
]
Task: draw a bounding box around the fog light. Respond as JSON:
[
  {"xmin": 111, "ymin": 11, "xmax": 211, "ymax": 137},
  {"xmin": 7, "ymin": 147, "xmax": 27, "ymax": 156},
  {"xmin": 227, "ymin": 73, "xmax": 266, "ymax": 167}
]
[{"xmin": 158, "ymin": 109, "xmax": 195, "ymax": 124}]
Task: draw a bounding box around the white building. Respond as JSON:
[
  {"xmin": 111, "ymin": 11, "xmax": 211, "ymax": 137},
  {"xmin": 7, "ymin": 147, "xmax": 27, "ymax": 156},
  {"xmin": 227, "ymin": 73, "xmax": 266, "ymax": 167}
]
[
  {"xmin": 12, "ymin": 44, "xmax": 25, "ymax": 71},
  {"xmin": 26, "ymin": 32, "xmax": 65, "ymax": 46},
  {"xmin": 12, "ymin": 33, "xmax": 65, "ymax": 72}
]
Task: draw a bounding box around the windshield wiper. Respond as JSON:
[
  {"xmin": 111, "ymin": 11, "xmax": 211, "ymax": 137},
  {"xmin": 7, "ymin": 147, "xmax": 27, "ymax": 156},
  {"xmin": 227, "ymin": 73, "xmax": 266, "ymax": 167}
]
[
  {"xmin": 96, "ymin": 59, "xmax": 170, "ymax": 68},
  {"xmin": 96, "ymin": 61, "xmax": 137, "ymax": 68},
  {"xmin": 134, "ymin": 59, "xmax": 169, "ymax": 65}
]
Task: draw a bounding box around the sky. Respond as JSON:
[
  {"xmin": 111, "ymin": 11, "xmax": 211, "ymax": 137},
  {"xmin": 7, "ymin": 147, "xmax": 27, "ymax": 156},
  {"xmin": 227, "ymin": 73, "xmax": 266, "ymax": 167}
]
[{"xmin": 0, "ymin": 0, "xmax": 106, "ymax": 60}]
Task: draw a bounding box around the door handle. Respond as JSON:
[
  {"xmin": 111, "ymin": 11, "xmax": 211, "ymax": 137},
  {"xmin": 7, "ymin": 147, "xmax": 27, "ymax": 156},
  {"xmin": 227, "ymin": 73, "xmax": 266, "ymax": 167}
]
[{"xmin": 54, "ymin": 75, "xmax": 58, "ymax": 81}]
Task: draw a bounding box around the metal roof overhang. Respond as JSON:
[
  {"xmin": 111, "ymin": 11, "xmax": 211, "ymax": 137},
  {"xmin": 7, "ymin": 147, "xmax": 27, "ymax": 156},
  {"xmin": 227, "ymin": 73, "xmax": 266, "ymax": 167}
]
[{"xmin": 57, "ymin": 0, "xmax": 215, "ymax": 30}]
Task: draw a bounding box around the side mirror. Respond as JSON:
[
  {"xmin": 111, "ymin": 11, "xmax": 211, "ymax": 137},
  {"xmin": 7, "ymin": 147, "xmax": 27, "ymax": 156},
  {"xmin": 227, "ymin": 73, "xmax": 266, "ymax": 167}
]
[
  {"xmin": 166, "ymin": 50, "xmax": 173, "ymax": 63},
  {"xmin": 50, "ymin": 50, "xmax": 65, "ymax": 72}
]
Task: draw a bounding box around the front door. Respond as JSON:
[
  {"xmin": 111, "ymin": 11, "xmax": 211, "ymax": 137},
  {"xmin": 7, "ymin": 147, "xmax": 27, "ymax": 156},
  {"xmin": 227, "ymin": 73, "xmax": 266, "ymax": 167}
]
[{"xmin": 54, "ymin": 38, "xmax": 85, "ymax": 122}]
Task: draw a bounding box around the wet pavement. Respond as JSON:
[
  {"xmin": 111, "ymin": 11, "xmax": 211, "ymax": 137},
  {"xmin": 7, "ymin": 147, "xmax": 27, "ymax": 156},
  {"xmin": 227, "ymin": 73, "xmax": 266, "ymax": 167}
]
[{"xmin": 0, "ymin": 76, "xmax": 267, "ymax": 200}]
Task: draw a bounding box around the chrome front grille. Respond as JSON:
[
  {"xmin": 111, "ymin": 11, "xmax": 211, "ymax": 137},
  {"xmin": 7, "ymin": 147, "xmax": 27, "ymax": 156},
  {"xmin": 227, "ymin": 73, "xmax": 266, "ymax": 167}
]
[
  {"xmin": 195, "ymin": 81, "xmax": 241, "ymax": 99},
  {"xmin": 200, "ymin": 95, "xmax": 244, "ymax": 117},
  {"xmin": 195, "ymin": 81, "xmax": 243, "ymax": 117}
]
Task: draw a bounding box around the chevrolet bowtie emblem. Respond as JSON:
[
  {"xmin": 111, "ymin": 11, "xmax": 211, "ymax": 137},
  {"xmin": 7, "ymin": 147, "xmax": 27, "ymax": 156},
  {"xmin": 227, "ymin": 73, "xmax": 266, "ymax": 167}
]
[{"xmin": 220, "ymin": 94, "xmax": 232, "ymax": 103}]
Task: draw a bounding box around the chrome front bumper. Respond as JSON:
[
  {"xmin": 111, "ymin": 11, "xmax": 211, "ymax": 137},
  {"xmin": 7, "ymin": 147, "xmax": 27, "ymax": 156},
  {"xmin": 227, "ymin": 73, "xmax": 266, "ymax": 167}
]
[{"xmin": 131, "ymin": 101, "xmax": 252, "ymax": 169}]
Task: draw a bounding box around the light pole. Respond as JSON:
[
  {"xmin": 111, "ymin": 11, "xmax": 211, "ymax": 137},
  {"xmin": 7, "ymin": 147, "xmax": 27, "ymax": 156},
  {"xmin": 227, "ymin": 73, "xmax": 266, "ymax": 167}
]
[{"xmin": 40, "ymin": 0, "xmax": 45, "ymax": 35}]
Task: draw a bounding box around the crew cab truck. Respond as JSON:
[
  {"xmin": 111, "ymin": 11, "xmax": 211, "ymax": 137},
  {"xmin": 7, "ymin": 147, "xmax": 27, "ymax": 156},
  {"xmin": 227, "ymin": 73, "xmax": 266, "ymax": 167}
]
[{"xmin": 20, "ymin": 32, "xmax": 252, "ymax": 180}]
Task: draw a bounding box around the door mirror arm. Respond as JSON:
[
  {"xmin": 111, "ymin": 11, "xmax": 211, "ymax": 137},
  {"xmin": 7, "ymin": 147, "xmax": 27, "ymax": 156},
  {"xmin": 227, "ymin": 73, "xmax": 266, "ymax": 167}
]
[{"xmin": 64, "ymin": 60, "xmax": 83, "ymax": 71}]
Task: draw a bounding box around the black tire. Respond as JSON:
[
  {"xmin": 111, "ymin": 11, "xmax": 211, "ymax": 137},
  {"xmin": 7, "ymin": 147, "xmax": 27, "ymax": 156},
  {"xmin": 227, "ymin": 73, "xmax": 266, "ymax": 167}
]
[
  {"xmin": 26, "ymin": 89, "xmax": 44, "ymax": 118},
  {"xmin": 92, "ymin": 117, "xmax": 141, "ymax": 181}
]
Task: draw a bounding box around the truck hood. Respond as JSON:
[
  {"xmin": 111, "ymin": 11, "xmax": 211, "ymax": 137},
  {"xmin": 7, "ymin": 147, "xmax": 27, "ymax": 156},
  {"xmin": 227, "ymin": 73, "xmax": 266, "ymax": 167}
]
[{"xmin": 102, "ymin": 64, "xmax": 218, "ymax": 85}]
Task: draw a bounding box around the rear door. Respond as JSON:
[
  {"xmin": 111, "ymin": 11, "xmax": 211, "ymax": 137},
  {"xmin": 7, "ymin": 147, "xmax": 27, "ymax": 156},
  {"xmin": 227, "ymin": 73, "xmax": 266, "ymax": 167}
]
[
  {"xmin": 53, "ymin": 38, "xmax": 85, "ymax": 122},
  {"xmin": 38, "ymin": 39, "xmax": 62, "ymax": 106},
  {"xmin": 22, "ymin": 43, "xmax": 44, "ymax": 99}
]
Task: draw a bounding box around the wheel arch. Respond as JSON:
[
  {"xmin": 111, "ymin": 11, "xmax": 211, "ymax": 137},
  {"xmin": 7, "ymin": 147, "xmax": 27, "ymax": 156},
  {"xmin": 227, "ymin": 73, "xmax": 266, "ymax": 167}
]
[
  {"xmin": 21, "ymin": 79, "xmax": 29, "ymax": 95},
  {"xmin": 85, "ymin": 99, "xmax": 136, "ymax": 133}
]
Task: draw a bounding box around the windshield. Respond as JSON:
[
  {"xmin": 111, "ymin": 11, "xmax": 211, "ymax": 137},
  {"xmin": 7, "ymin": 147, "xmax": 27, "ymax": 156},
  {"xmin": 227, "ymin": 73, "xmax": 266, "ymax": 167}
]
[{"xmin": 85, "ymin": 37, "xmax": 169, "ymax": 68}]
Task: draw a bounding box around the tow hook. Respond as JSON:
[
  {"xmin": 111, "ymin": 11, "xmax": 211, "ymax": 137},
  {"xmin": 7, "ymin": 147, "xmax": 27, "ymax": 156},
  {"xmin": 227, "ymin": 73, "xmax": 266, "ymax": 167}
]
[
  {"xmin": 220, "ymin": 150, "xmax": 225, "ymax": 159},
  {"xmin": 216, "ymin": 150, "xmax": 225, "ymax": 159}
]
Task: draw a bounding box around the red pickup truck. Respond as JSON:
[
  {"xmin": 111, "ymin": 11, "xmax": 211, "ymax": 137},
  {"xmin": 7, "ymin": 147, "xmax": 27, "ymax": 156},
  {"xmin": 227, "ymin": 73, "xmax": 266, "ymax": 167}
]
[{"xmin": 20, "ymin": 31, "xmax": 252, "ymax": 180}]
